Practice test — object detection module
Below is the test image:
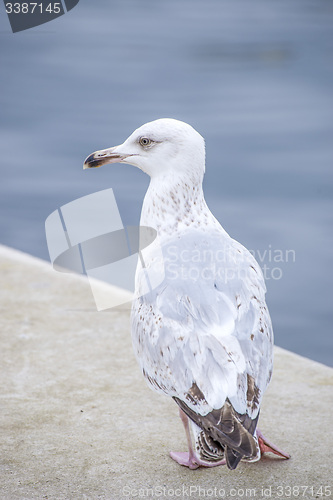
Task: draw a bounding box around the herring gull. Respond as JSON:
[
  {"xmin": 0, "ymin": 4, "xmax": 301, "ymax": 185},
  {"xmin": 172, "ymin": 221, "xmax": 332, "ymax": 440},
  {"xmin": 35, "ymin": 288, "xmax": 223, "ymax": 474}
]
[{"xmin": 83, "ymin": 118, "xmax": 290, "ymax": 469}]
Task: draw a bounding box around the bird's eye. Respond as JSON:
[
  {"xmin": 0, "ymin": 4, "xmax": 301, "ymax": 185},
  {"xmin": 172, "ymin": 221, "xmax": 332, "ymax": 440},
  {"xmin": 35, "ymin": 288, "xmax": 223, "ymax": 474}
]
[{"xmin": 139, "ymin": 137, "xmax": 152, "ymax": 147}]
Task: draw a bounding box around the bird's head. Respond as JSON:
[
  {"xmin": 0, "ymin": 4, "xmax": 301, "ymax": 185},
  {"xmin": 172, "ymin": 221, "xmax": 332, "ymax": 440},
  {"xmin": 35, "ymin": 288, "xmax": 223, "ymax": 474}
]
[{"xmin": 83, "ymin": 118, "xmax": 205, "ymax": 183}]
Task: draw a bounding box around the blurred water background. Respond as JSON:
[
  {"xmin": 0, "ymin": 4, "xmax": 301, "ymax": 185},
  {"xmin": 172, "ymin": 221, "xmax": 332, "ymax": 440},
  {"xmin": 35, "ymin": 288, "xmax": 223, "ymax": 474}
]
[{"xmin": 0, "ymin": 0, "xmax": 332, "ymax": 365}]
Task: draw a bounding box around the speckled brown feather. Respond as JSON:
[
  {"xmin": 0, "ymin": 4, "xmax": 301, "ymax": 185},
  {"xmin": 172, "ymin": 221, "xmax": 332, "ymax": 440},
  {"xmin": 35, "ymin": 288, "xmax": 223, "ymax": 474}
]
[{"xmin": 173, "ymin": 396, "xmax": 259, "ymax": 469}]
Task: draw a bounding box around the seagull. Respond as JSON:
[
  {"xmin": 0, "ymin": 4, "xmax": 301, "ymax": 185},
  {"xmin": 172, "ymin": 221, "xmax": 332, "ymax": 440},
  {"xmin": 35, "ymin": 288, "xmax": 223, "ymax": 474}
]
[{"xmin": 83, "ymin": 118, "xmax": 290, "ymax": 469}]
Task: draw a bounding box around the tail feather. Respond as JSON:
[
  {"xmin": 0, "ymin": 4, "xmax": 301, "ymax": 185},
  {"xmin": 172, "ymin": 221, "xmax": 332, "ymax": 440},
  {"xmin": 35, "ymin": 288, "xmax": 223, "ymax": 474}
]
[
  {"xmin": 225, "ymin": 446, "xmax": 243, "ymax": 470},
  {"xmin": 174, "ymin": 397, "xmax": 259, "ymax": 470}
]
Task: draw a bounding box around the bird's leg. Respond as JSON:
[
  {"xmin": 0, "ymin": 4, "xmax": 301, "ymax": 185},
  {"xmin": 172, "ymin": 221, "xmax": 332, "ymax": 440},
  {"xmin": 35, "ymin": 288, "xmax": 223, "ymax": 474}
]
[
  {"xmin": 170, "ymin": 409, "xmax": 226, "ymax": 469},
  {"xmin": 256, "ymin": 428, "xmax": 291, "ymax": 459},
  {"xmin": 169, "ymin": 409, "xmax": 199, "ymax": 469}
]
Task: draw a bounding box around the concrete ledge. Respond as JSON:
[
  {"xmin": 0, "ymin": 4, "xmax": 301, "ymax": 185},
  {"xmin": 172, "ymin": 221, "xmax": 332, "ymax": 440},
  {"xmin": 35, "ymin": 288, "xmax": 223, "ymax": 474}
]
[{"xmin": 0, "ymin": 245, "xmax": 332, "ymax": 500}]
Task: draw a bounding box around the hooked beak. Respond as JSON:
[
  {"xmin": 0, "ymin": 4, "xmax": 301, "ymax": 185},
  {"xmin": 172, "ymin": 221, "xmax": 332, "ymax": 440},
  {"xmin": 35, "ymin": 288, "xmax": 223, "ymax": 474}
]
[{"xmin": 83, "ymin": 146, "xmax": 133, "ymax": 169}]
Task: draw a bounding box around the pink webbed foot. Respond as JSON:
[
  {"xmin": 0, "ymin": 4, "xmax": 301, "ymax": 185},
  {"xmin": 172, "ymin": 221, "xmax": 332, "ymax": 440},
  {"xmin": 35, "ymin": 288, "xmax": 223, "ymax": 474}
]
[
  {"xmin": 169, "ymin": 451, "xmax": 200, "ymax": 469},
  {"xmin": 171, "ymin": 408, "xmax": 226, "ymax": 469},
  {"xmin": 170, "ymin": 451, "xmax": 226, "ymax": 469},
  {"xmin": 257, "ymin": 428, "xmax": 291, "ymax": 459}
]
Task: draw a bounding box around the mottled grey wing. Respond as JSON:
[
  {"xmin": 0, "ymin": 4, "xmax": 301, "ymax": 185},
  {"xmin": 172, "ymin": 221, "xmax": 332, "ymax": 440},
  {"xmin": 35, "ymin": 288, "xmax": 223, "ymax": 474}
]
[{"xmin": 132, "ymin": 230, "xmax": 273, "ymax": 468}]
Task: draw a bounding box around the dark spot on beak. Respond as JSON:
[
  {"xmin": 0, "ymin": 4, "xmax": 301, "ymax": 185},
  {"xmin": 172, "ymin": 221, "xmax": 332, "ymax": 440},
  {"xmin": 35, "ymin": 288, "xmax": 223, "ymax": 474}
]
[
  {"xmin": 84, "ymin": 152, "xmax": 105, "ymax": 168},
  {"xmin": 83, "ymin": 152, "xmax": 125, "ymax": 169}
]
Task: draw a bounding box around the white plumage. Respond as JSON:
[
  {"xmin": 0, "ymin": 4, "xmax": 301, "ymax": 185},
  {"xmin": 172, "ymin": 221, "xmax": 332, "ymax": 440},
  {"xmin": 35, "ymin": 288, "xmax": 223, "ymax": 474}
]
[
  {"xmin": 132, "ymin": 232, "xmax": 272, "ymax": 417},
  {"xmin": 84, "ymin": 118, "xmax": 290, "ymax": 469}
]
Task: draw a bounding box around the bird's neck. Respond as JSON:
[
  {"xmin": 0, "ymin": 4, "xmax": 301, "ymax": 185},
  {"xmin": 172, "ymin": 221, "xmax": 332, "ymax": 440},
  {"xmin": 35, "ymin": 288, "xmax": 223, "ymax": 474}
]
[{"xmin": 140, "ymin": 175, "xmax": 222, "ymax": 237}]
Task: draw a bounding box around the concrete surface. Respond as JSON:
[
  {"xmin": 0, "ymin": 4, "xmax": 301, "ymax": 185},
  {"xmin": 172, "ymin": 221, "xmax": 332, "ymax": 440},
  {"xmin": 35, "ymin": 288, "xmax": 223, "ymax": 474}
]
[{"xmin": 0, "ymin": 245, "xmax": 332, "ymax": 500}]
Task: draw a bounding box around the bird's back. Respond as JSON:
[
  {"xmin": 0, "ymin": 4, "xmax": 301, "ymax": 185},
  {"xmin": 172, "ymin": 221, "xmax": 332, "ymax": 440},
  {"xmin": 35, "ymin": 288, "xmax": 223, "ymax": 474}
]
[{"xmin": 131, "ymin": 227, "xmax": 273, "ymax": 468}]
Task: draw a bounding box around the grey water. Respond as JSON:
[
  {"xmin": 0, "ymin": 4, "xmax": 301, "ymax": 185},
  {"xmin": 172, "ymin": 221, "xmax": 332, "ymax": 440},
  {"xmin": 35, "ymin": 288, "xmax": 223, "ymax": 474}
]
[{"xmin": 0, "ymin": 0, "xmax": 332, "ymax": 366}]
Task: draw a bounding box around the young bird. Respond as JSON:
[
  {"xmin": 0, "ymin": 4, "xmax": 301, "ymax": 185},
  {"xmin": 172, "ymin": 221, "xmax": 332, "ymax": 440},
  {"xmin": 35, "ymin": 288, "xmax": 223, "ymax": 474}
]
[{"xmin": 84, "ymin": 118, "xmax": 290, "ymax": 469}]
